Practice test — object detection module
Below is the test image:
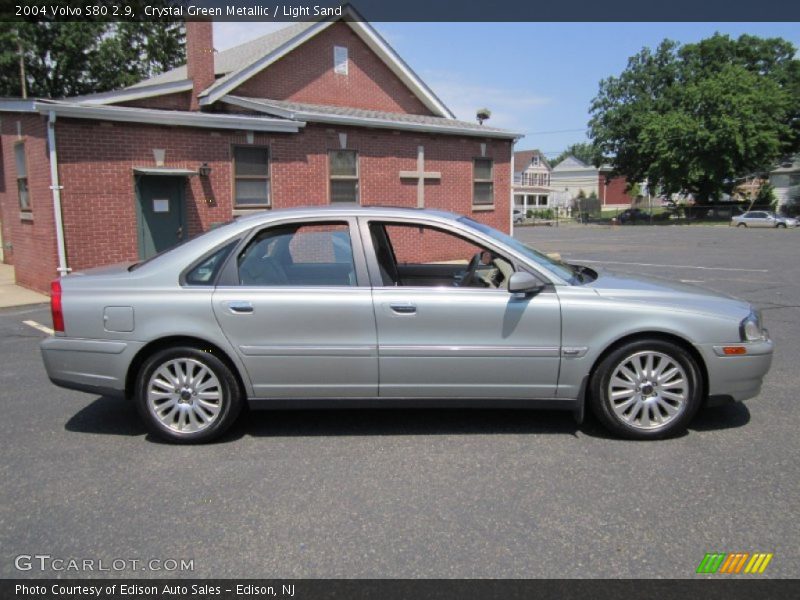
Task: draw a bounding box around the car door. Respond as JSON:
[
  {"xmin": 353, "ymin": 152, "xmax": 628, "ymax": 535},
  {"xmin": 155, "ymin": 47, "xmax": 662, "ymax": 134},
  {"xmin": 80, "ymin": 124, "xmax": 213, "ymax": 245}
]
[
  {"xmin": 212, "ymin": 218, "xmax": 378, "ymax": 398},
  {"xmin": 359, "ymin": 217, "xmax": 562, "ymax": 399},
  {"xmin": 748, "ymin": 211, "xmax": 767, "ymax": 227}
]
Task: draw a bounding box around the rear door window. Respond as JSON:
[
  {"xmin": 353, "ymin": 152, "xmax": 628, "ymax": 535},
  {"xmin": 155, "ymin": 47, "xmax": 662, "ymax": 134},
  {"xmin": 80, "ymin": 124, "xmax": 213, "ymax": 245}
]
[{"xmin": 237, "ymin": 222, "xmax": 356, "ymax": 286}]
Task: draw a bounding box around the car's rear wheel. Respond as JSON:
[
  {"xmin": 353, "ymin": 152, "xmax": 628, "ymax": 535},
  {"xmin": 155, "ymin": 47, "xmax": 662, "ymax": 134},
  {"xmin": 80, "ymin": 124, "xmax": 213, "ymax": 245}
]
[
  {"xmin": 589, "ymin": 339, "xmax": 702, "ymax": 440},
  {"xmin": 777, "ymin": 223, "xmax": 787, "ymax": 229},
  {"xmin": 135, "ymin": 346, "xmax": 242, "ymax": 443}
]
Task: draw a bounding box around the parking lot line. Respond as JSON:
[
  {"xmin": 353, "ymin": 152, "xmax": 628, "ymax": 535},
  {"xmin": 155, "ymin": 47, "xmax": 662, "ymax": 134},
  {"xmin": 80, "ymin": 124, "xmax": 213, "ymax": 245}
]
[
  {"xmin": 23, "ymin": 320, "xmax": 54, "ymax": 335},
  {"xmin": 573, "ymin": 259, "xmax": 769, "ymax": 273}
]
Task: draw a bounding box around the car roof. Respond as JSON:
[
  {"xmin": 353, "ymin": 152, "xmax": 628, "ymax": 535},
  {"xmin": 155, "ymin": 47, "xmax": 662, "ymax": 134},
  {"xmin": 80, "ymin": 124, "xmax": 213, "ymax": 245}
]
[{"xmin": 234, "ymin": 205, "xmax": 462, "ymax": 225}]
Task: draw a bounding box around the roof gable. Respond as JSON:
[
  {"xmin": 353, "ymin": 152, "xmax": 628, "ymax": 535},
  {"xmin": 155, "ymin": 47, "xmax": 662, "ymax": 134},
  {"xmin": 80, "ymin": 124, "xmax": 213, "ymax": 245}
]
[
  {"xmin": 552, "ymin": 155, "xmax": 592, "ymax": 171},
  {"xmin": 199, "ymin": 9, "xmax": 454, "ymax": 118},
  {"xmin": 514, "ymin": 149, "xmax": 549, "ymax": 172},
  {"xmin": 228, "ymin": 21, "xmax": 434, "ymax": 115}
]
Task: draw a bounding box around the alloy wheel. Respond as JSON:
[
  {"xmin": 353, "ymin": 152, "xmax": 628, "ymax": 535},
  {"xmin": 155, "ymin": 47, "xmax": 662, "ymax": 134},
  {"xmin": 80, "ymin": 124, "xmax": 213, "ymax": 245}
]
[
  {"xmin": 607, "ymin": 351, "xmax": 689, "ymax": 431},
  {"xmin": 147, "ymin": 358, "xmax": 223, "ymax": 433}
]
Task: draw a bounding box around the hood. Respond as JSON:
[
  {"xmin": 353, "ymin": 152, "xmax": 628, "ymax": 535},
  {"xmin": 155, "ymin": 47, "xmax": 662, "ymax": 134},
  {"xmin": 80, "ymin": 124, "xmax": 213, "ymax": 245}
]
[{"xmin": 584, "ymin": 268, "xmax": 752, "ymax": 319}]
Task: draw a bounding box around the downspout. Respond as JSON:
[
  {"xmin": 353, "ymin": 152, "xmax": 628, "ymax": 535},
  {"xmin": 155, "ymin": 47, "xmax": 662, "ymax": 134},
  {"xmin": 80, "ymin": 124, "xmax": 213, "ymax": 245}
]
[{"xmin": 47, "ymin": 110, "xmax": 69, "ymax": 275}]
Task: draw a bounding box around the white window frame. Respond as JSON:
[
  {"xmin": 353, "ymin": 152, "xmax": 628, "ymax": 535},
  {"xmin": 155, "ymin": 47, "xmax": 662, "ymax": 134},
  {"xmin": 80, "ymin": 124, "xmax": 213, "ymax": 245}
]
[{"xmin": 334, "ymin": 46, "xmax": 348, "ymax": 75}]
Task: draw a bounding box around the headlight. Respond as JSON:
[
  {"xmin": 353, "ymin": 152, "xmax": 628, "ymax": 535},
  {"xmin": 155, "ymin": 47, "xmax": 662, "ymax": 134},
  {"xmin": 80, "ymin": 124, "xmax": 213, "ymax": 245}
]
[{"xmin": 740, "ymin": 310, "xmax": 765, "ymax": 342}]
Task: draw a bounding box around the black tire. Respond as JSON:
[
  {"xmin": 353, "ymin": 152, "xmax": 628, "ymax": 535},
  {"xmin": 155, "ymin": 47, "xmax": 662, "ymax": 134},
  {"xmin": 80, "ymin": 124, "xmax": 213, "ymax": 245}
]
[
  {"xmin": 589, "ymin": 339, "xmax": 703, "ymax": 440},
  {"xmin": 777, "ymin": 223, "xmax": 787, "ymax": 229},
  {"xmin": 135, "ymin": 346, "xmax": 243, "ymax": 443},
  {"xmin": 737, "ymin": 223, "xmax": 746, "ymax": 228}
]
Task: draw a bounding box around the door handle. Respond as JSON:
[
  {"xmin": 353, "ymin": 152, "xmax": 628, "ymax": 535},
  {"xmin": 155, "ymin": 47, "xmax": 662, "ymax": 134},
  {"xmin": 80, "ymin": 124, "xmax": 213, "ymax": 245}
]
[
  {"xmin": 177, "ymin": 225, "xmax": 183, "ymax": 239},
  {"xmin": 390, "ymin": 303, "xmax": 417, "ymax": 315},
  {"xmin": 227, "ymin": 301, "xmax": 254, "ymax": 314}
]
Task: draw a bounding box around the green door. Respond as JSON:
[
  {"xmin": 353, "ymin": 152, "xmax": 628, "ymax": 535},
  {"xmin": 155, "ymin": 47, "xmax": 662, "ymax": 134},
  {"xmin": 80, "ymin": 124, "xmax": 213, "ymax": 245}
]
[{"xmin": 135, "ymin": 176, "xmax": 187, "ymax": 259}]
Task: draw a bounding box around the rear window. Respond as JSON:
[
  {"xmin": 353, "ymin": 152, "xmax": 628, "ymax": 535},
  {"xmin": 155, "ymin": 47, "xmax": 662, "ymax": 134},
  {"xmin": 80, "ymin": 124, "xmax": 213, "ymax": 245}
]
[
  {"xmin": 184, "ymin": 240, "xmax": 238, "ymax": 286},
  {"xmin": 129, "ymin": 220, "xmax": 238, "ymax": 271}
]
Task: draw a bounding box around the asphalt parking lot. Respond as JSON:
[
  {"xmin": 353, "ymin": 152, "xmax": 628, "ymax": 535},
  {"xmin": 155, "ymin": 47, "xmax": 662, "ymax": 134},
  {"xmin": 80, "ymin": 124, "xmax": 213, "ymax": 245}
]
[{"xmin": 1, "ymin": 223, "xmax": 798, "ymax": 579}]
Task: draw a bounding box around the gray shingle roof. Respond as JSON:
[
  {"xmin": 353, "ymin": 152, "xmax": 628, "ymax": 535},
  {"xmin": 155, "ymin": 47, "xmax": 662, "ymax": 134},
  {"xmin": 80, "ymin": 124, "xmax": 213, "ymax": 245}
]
[
  {"xmin": 129, "ymin": 22, "xmax": 316, "ymax": 89},
  {"xmin": 229, "ymin": 96, "xmax": 519, "ymax": 137}
]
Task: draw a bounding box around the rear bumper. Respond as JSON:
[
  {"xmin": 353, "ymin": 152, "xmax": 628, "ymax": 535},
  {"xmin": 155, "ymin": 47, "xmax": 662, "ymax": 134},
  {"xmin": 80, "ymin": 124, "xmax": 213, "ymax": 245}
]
[
  {"xmin": 695, "ymin": 338, "xmax": 774, "ymax": 403},
  {"xmin": 41, "ymin": 337, "xmax": 144, "ymax": 398}
]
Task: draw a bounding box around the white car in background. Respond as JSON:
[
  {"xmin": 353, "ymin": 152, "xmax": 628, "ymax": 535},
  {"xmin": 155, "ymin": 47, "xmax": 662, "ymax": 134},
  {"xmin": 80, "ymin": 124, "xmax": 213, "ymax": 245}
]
[{"xmin": 731, "ymin": 211, "xmax": 798, "ymax": 228}]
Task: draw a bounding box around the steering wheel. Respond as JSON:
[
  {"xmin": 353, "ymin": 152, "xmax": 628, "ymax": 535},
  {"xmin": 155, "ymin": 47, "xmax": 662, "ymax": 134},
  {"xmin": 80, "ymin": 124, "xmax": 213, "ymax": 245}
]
[{"xmin": 457, "ymin": 252, "xmax": 483, "ymax": 287}]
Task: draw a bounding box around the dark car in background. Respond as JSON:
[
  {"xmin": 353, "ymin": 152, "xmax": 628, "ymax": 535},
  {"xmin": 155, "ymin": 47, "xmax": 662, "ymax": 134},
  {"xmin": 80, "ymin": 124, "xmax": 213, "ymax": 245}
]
[{"xmin": 617, "ymin": 208, "xmax": 647, "ymax": 224}]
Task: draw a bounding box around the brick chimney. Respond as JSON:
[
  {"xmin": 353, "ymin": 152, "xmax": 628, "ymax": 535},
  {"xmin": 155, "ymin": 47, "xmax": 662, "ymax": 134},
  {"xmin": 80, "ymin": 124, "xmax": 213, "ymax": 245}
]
[{"xmin": 185, "ymin": 21, "xmax": 215, "ymax": 111}]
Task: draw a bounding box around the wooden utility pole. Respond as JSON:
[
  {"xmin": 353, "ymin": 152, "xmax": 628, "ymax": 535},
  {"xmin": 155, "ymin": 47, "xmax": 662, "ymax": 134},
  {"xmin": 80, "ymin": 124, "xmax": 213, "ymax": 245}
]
[{"xmin": 18, "ymin": 37, "xmax": 27, "ymax": 99}]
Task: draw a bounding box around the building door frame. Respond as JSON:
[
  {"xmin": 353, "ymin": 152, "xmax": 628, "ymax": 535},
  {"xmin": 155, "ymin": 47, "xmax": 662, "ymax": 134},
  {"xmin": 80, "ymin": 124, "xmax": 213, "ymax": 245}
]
[{"xmin": 134, "ymin": 175, "xmax": 188, "ymax": 260}]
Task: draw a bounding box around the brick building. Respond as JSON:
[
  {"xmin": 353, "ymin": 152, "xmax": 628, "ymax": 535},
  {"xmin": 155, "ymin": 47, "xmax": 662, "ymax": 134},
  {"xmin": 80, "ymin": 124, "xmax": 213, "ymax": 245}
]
[
  {"xmin": 550, "ymin": 156, "xmax": 634, "ymax": 208},
  {"xmin": 0, "ymin": 11, "xmax": 519, "ymax": 293}
]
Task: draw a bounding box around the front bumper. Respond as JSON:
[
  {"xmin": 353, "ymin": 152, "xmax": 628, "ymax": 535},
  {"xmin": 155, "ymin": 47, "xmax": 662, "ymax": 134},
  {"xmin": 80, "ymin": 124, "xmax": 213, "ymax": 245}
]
[
  {"xmin": 41, "ymin": 337, "xmax": 144, "ymax": 398},
  {"xmin": 695, "ymin": 338, "xmax": 774, "ymax": 403}
]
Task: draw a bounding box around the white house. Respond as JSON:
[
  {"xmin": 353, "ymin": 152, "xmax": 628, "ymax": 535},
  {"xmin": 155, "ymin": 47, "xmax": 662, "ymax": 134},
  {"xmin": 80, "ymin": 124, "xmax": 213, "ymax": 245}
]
[
  {"xmin": 770, "ymin": 155, "xmax": 800, "ymax": 211},
  {"xmin": 550, "ymin": 155, "xmax": 634, "ymax": 208},
  {"xmin": 513, "ymin": 149, "xmax": 553, "ymax": 213}
]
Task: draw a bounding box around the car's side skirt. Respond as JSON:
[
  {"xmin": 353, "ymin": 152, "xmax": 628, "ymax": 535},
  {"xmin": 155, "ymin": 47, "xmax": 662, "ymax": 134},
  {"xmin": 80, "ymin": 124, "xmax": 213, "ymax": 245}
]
[{"xmin": 247, "ymin": 397, "xmax": 578, "ymax": 411}]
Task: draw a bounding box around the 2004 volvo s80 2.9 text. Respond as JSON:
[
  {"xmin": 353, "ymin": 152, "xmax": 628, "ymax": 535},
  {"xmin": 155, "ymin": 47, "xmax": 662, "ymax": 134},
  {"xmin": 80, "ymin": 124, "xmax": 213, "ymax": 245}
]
[{"xmin": 41, "ymin": 207, "xmax": 773, "ymax": 443}]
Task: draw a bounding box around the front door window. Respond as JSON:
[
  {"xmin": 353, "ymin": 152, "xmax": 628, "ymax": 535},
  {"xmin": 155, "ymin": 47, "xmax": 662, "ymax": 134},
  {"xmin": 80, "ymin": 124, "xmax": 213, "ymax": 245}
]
[{"xmin": 368, "ymin": 222, "xmax": 515, "ymax": 290}]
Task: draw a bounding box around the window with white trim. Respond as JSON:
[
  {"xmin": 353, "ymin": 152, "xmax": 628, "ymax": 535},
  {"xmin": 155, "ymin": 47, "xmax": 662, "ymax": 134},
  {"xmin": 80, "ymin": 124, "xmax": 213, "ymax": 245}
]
[
  {"xmin": 334, "ymin": 46, "xmax": 348, "ymax": 75},
  {"xmin": 15, "ymin": 142, "xmax": 30, "ymax": 211},
  {"xmin": 473, "ymin": 158, "xmax": 494, "ymax": 206}
]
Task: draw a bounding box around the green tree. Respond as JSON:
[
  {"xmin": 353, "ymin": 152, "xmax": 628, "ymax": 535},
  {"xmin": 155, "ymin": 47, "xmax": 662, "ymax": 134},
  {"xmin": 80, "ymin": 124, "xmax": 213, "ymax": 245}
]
[
  {"xmin": 0, "ymin": 20, "xmax": 184, "ymax": 98},
  {"xmin": 752, "ymin": 182, "xmax": 777, "ymax": 208},
  {"xmin": 589, "ymin": 34, "xmax": 799, "ymax": 203},
  {"xmin": 551, "ymin": 142, "xmax": 603, "ymax": 168}
]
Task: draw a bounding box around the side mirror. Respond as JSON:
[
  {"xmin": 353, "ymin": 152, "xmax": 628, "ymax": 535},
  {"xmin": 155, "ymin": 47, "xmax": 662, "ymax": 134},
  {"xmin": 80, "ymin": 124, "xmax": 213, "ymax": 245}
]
[{"xmin": 508, "ymin": 272, "xmax": 544, "ymax": 295}]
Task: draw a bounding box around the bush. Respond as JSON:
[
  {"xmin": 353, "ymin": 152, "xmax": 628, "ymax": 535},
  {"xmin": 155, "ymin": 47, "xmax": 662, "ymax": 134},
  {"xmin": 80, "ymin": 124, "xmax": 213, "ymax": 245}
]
[{"xmin": 527, "ymin": 209, "xmax": 553, "ymax": 220}]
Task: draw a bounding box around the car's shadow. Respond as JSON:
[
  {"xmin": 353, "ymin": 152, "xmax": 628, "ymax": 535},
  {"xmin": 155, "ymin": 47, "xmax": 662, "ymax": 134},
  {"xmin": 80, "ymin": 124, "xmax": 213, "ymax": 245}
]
[
  {"xmin": 691, "ymin": 402, "xmax": 751, "ymax": 432},
  {"xmin": 65, "ymin": 396, "xmax": 751, "ymax": 443}
]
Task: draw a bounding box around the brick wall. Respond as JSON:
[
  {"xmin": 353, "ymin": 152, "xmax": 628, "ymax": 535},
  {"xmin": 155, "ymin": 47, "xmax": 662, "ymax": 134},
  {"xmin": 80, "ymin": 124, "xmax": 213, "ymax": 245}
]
[
  {"xmin": 0, "ymin": 113, "xmax": 60, "ymax": 292},
  {"xmin": 600, "ymin": 174, "xmax": 634, "ymax": 206},
  {"xmin": 4, "ymin": 116, "xmax": 510, "ymax": 293},
  {"xmin": 234, "ymin": 21, "xmax": 435, "ymax": 115}
]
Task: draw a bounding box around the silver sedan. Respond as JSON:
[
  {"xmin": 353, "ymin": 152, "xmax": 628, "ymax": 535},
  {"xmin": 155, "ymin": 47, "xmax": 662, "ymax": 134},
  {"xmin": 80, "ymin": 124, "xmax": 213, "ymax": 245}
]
[
  {"xmin": 41, "ymin": 207, "xmax": 773, "ymax": 443},
  {"xmin": 731, "ymin": 211, "xmax": 799, "ymax": 228}
]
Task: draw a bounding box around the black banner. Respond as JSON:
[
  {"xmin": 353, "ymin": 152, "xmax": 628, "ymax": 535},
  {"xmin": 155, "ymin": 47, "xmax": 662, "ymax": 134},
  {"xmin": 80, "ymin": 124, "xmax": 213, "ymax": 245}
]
[
  {"xmin": 3, "ymin": 0, "xmax": 800, "ymax": 22},
  {"xmin": 3, "ymin": 579, "xmax": 800, "ymax": 600}
]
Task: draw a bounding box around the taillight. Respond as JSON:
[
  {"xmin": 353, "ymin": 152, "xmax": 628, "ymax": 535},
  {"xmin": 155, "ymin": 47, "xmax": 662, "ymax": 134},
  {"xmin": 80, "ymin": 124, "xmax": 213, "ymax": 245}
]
[{"xmin": 50, "ymin": 279, "xmax": 64, "ymax": 333}]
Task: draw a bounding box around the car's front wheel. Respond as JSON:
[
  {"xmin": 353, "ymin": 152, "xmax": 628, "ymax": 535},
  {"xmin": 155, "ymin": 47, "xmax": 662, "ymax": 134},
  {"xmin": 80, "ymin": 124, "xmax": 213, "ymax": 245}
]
[
  {"xmin": 135, "ymin": 346, "xmax": 243, "ymax": 443},
  {"xmin": 737, "ymin": 223, "xmax": 746, "ymax": 228},
  {"xmin": 589, "ymin": 339, "xmax": 702, "ymax": 440}
]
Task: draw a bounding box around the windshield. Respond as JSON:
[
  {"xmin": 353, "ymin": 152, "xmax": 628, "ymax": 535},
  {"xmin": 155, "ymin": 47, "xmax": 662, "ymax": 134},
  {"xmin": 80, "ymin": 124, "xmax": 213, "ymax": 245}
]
[{"xmin": 458, "ymin": 217, "xmax": 577, "ymax": 282}]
